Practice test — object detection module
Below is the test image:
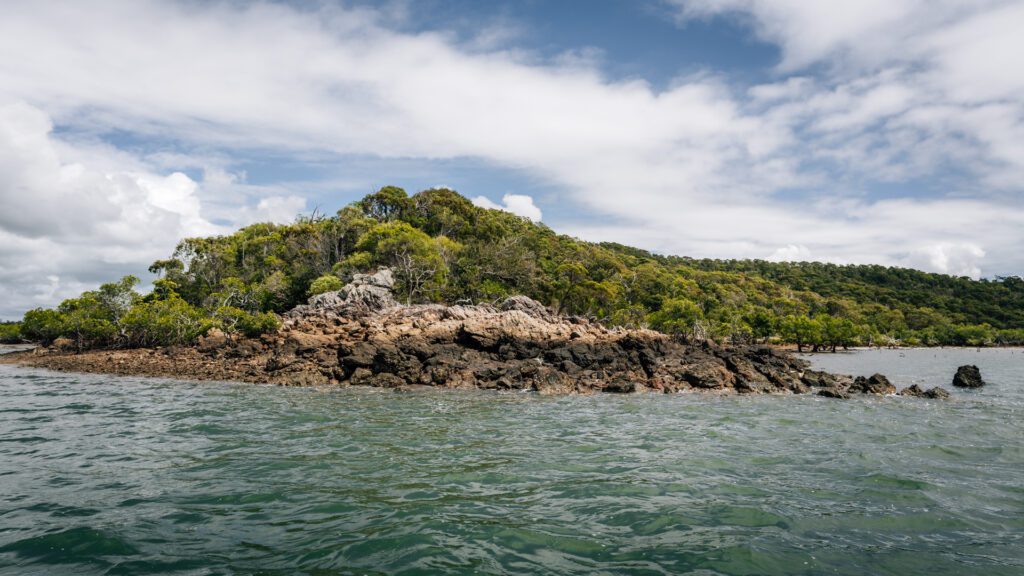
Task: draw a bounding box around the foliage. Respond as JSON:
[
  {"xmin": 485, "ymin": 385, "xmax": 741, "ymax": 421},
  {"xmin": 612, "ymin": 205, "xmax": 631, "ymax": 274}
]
[
  {"xmin": 17, "ymin": 186, "xmax": 1024, "ymax": 350},
  {"xmin": 0, "ymin": 322, "xmax": 22, "ymax": 344},
  {"xmin": 122, "ymin": 295, "xmax": 214, "ymax": 347},
  {"xmin": 308, "ymin": 274, "xmax": 344, "ymax": 297}
]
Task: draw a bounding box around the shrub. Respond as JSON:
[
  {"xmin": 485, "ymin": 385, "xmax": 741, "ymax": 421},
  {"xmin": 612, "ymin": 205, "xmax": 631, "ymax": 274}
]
[
  {"xmin": 213, "ymin": 306, "xmax": 280, "ymax": 337},
  {"xmin": 122, "ymin": 296, "xmax": 213, "ymax": 347},
  {"xmin": 0, "ymin": 322, "xmax": 22, "ymax": 344},
  {"xmin": 20, "ymin": 309, "xmax": 65, "ymax": 345},
  {"xmin": 235, "ymin": 311, "xmax": 280, "ymax": 337},
  {"xmin": 308, "ymin": 274, "xmax": 344, "ymax": 297}
]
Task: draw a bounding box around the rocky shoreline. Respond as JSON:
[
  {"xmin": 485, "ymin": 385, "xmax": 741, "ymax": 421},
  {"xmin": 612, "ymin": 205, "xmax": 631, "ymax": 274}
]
[{"xmin": 0, "ymin": 270, "xmax": 952, "ymax": 398}]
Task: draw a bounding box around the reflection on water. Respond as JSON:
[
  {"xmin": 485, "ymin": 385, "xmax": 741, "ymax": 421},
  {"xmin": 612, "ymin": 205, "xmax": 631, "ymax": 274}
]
[{"xmin": 0, "ymin": 348, "xmax": 1021, "ymax": 575}]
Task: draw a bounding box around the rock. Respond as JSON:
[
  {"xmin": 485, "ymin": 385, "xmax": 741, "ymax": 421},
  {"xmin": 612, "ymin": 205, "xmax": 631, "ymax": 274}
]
[
  {"xmin": 818, "ymin": 388, "xmax": 850, "ymax": 399},
  {"xmin": 849, "ymin": 373, "xmax": 895, "ymax": 395},
  {"xmin": 678, "ymin": 359, "xmax": 734, "ymax": 389},
  {"xmin": 899, "ymin": 384, "xmax": 951, "ymax": 399},
  {"xmin": 499, "ymin": 295, "xmax": 551, "ymax": 319},
  {"xmin": 952, "ymin": 365, "xmax": 985, "ymax": 388},
  {"xmin": 725, "ymin": 354, "xmax": 772, "ymax": 393},
  {"xmin": 51, "ymin": 337, "xmax": 76, "ymax": 352},
  {"xmin": 898, "ymin": 384, "xmax": 927, "ymax": 397},
  {"xmin": 297, "ymin": 268, "xmax": 397, "ymax": 317},
  {"xmin": 802, "ymin": 369, "xmax": 852, "ymax": 388},
  {"xmin": 283, "ymin": 332, "xmax": 335, "ymax": 355},
  {"xmin": 197, "ymin": 328, "xmax": 230, "ymax": 353}
]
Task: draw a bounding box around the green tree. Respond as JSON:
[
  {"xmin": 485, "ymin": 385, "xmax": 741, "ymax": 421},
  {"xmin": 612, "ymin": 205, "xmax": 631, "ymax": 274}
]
[
  {"xmin": 820, "ymin": 315, "xmax": 858, "ymax": 352},
  {"xmin": 779, "ymin": 315, "xmax": 821, "ymax": 352},
  {"xmin": 647, "ymin": 298, "xmax": 705, "ymax": 340},
  {"xmin": 356, "ymin": 221, "xmax": 461, "ymax": 303}
]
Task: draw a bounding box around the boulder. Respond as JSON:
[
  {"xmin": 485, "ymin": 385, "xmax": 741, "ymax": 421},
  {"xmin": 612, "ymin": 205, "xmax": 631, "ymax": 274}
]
[
  {"xmin": 952, "ymin": 365, "xmax": 985, "ymax": 388},
  {"xmin": 802, "ymin": 369, "xmax": 852, "ymax": 388},
  {"xmin": 899, "ymin": 384, "xmax": 951, "ymax": 399},
  {"xmin": 499, "ymin": 295, "xmax": 551, "ymax": 319},
  {"xmin": 678, "ymin": 359, "xmax": 734, "ymax": 389},
  {"xmin": 197, "ymin": 328, "xmax": 230, "ymax": 353},
  {"xmin": 898, "ymin": 384, "xmax": 926, "ymax": 397},
  {"xmin": 817, "ymin": 388, "xmax": 850, "ymax": 399},
  {"xmin": 849, "ymin": 373, "xmax": 895, "ymax": 395},
  {"xmin": 301, "ymin": 268, "xmax": 397, "ymax": 317}
]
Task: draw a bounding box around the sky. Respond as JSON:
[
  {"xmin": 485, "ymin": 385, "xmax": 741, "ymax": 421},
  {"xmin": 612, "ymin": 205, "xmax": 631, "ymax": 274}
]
[{"xmin": 2, "ymin": 0, "xmax": 1024, "ymax": 319}]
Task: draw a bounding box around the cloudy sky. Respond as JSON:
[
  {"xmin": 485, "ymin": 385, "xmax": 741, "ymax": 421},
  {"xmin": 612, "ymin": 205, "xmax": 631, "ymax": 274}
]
[{"xmin": 2, "ymin": 0, "xmax": 1023, "ymax": 319}]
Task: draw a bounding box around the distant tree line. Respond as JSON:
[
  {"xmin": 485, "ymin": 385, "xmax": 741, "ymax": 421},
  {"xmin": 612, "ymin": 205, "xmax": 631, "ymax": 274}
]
[{"xmin": 9, "ymin": 186, "xmax": 1024, "ymax": 350}]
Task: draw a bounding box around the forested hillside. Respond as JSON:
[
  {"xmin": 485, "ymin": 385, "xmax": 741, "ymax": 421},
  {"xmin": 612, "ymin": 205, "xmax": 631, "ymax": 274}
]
[{"xmin": 12, "ymin": 187, "xmax": 1024, "ymax": 349}]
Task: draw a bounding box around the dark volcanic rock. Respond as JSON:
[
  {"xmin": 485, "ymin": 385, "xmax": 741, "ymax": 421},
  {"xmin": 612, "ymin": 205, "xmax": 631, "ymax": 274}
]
[
  {"xmin": 849, "ymin": 374, "xmax": 896, "ymax": 395},
  {"xmin": 952, "ymin": 365, "xmax": 985, "ymax": 388},
  {"xmin": 898, "ymin": 384, "xmax": 926, "ymax": 397},
  {"xmin": 801, "ymin": 369, "xmax": 853, "ymax": 389},
  {"xmin": 899, "ymin": 384, "xmax": 949, "ymax": 399},
  {"xmin": 817, "ymin": 388, "xmax": 850, "ymax": 399}
]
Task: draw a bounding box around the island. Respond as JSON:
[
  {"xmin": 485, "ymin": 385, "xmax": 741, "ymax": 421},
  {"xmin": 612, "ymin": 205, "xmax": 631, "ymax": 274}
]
[{"xmin": 0, "ymin": 187, "xmax": 1016, "ymax": 396}]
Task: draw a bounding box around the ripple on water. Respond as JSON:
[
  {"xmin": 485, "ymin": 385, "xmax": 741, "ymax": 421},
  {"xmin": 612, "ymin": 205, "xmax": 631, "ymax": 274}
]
[{"xmin": 0, "ymin": 349, "xmax": 1022, "ymax": 575}]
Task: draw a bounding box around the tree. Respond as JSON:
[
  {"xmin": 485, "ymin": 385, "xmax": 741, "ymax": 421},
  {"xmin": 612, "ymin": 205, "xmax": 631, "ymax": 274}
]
[
  {"xmin": 647, "ymin": 298, "xmax": 705, "ymax": 340},
  {"xmin": 779, "ymin": 315, "xmax": 821, "ymax": 352},
  {"xmin": 820, "ymin": 315, "xmax": 858, "ymax": 352},
  {"xmin": 20, "ymin": 309, "xmax": 64, "ymax": 345},
  {"xmin": 355, "ymin": 221, "xmax": 461, "ymax": 303},
  {"xmin": 744, "ymin": 308, "xmax": 776, "ymax": 343},
  {"xmin": 358, "ymin": 186, "xmax": 413, "ymax": 222}
]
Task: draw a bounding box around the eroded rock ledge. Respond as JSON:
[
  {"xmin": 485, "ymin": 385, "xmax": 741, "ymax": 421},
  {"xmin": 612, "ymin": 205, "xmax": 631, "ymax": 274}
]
[{"xmin": 0, "ymin": 270, "xmax": 949, "ymax": 398}]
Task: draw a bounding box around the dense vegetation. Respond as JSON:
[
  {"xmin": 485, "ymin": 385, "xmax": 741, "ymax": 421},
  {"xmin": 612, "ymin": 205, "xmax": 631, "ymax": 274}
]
[
  {"xmin": 0, "ymin": 322, "xmax": 21, "ymax": 344},
  {"xmin": 16, "ymin": 186, "xmax": 1024, "ymax": 350}
]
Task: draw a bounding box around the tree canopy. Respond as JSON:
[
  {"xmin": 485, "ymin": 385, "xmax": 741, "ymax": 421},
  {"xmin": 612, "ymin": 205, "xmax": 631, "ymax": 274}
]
[{"xmin": 16, "ymin": 186, "xmax": 1024, "ymax": 350}]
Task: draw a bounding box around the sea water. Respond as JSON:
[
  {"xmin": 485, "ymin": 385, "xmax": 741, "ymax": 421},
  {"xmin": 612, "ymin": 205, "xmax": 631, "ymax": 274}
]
[{"xmin": 0, "ymin": 346, "xmax": 1021, "ymax": 575}]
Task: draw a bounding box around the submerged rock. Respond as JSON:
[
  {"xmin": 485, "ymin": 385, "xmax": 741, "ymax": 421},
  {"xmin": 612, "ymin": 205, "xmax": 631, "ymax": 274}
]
[
  {"xmin": 952, "ymin": 365, "xmax": 985, "ymax": 388},
  {"xmin": 849, "ymin": 374, "xmax": 896, "ymax": 395},
  {"xmin": 898, "ymin": 384, "xmax": 951, "ymax": 399},
  {"xmin": 817, "ymin": 388, "xmax": 850, "ymax": 399}
]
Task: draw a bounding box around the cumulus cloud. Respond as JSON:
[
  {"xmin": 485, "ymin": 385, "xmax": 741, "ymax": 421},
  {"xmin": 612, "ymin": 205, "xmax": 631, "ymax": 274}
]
[
  {"xmin": 768, "ymin": 244, "xmax": 812, "ymax": 262},
  {"xmin": 472, "ymin": 194, "xmax": 543, "ymax": 221},
  {"xmin": 903, "ymin": 243, "xmax": 987, "ymax": 279},
  {"xmin": 1, "ymin": 0, "xmax": 1023, "ymax": 316},
  {"xmin": 0, "ymin": 101, "xmax": 304, "ymax": 318}
]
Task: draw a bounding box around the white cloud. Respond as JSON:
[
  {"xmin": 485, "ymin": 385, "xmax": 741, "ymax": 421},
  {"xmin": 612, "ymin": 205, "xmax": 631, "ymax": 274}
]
[
  {"xmin": 768, "ymin": 244, "xmax": 812, "ymax": 262},
  {"xmin": 0, "ymin": 101, "xmax": 304, "ymax": 318},
  {"xmin": 903, "ymin": 243, "xmax": 986, "ymax": 279},
  {"xmin": 238, "ymin": 195, "xmax": 308, "ymax": 225},
  {"xmin": 472, "ymin": 193, "xmax": 542, "ymax": 221},
  {"xmin": 1, "ymin": 1, "xmax": 1023, "ymax": 317}
]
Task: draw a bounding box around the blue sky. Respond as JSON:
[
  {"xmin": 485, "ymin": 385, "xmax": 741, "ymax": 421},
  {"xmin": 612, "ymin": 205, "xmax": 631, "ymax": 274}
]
[{"xmin": 1, "ymin": 0, "xmax": 1024, "ymax": 318}]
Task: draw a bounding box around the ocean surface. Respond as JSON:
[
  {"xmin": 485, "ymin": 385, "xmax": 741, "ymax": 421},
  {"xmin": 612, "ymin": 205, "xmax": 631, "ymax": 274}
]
[{"xmin": 0, "ymin": 346, "xmax": 1021, "ymax": 575}]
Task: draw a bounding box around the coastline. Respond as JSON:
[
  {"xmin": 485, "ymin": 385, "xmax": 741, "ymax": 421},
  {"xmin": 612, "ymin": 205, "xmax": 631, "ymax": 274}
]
[{"xmin": 0, "ymin": 273, "xmax": 948, "ymax": 400}]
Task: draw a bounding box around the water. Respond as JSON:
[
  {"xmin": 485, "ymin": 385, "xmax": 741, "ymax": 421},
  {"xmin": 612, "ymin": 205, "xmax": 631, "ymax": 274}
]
[{"xmin": 0, "ymin": 346, "xmax": 1021, "ymax": 575}]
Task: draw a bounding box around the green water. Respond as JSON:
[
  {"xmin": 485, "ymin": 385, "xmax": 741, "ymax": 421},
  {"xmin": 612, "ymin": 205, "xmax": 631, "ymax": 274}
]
[{"xmin": 0, "ymin": 348, "xmax": 1022, "ymax": 575}]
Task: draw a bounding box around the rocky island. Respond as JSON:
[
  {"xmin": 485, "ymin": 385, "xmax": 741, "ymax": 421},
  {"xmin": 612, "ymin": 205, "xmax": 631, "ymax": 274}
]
[{"xmin": 2, "ymin": 270, "xmax": 951, "ymax": 399}]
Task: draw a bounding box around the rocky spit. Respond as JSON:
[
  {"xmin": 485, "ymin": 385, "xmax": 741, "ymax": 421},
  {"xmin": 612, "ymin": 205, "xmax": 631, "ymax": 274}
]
[{"xmin": 1, "ymin": 270, "xmax": 953, "ymax": 398}]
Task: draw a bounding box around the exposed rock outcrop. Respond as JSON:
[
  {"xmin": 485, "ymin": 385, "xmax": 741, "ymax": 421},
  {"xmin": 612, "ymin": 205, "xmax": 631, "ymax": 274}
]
[
  {"xmin": 287, "ymin": 269, "xmax": 398, "ymax": 319},
  {"xmin": 2, "ymin": 270, "xmax": 917, "ymax": 397},
  {"xmin": 849, "ymin": 374, "xmax": 896, "ymax": 395},
  {"xmin": 898, "ymin": 384, "xmax": 951, "ymax": 399},
  {"xmin": 952, "ymin": 365, "xmax": 985, "ymax": 388}
]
